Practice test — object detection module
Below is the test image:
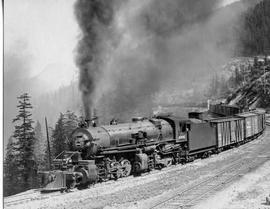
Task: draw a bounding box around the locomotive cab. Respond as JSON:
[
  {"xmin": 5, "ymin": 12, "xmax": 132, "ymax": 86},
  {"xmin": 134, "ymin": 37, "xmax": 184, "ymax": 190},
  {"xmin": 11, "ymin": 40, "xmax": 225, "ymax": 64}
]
[
  {"xmin": 156, "ymin": 115, "xmax": 190, "ymax": 143},
  {"xmin": 178, "ymin": 121, "xmax": 191, "ymax": 142}
]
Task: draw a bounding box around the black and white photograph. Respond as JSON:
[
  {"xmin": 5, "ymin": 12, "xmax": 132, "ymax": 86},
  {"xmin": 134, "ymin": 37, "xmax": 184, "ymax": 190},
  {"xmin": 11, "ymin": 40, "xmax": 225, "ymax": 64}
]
[{"xmin": 3, "ymin": 0, "xmax": 270, "ymax": 208}]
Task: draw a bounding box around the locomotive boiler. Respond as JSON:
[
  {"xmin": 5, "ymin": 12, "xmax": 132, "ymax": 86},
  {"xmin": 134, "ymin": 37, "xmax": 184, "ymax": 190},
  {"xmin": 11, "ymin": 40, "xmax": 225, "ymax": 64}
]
[{"xmin": 72, "ymin": 117, "xmax": 173, "ymax": 157}]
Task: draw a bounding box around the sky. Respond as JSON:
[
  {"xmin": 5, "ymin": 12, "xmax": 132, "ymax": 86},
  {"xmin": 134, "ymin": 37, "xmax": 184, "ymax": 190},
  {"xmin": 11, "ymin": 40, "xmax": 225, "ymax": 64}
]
[{"xmin": 4, "ymin": 0, "xmax": 78, "ymax": 89}]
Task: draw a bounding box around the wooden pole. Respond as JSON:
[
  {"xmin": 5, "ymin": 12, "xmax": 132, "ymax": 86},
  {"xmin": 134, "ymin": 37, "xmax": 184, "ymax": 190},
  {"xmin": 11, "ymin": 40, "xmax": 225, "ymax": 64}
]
[{"xmin": 45, "ymin": 117, "xmax": 52, "ymax": 170}]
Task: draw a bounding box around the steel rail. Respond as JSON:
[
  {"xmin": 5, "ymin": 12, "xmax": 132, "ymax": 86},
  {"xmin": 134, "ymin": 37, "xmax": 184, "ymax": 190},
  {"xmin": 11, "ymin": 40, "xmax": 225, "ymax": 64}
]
[{"xmin": 150, "ymin": 148, "xmax": 270, "ymax": 209}]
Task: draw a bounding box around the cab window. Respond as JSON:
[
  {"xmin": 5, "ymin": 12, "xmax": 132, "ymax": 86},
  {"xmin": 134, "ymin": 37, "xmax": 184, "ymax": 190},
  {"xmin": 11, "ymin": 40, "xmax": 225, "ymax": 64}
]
[
  {"xmin": 180, "ymin": 122, "xmax": 191, "ymax": 132},
  {"xmin": 180, "ymin": 123, "xmax": 186, "ymax": 132}
]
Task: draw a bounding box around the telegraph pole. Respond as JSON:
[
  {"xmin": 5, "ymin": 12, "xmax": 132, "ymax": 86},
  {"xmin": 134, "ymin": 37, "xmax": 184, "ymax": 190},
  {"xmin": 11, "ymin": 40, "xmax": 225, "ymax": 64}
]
[
  {"xmin": 264, "ymin": 66, "xmax": 266, "ymax": 94},
  {"xmin": 45, "ymin": 117, "xmax": 52, "ymax": 170}
]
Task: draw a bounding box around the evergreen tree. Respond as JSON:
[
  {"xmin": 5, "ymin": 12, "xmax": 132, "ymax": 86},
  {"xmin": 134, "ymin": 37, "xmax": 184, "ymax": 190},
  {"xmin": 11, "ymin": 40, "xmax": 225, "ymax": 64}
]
[
  {"xmin": 51, "ymin": 111, "xmax": 79, "ymax": 157},
  {"xmin": 13, "ymin": 93, "xmax": 37, "ymax": 190},
  {"xmin": 64, "ymin": 110, "xmax": 79, "ymax": 150},
  {"xmin": 51, "ymin": 113, "xmax": 67, "ymax": 157},
  {"xmin": 4, "ymin": 137, "xmax": 20, "ymax": 196},
  {"xmin": 4, "ymin": 93, "xmax": 38, "ymax": 196},
  {"xmin": 238, "ymin": 0, "xmax": 270, "ymax": 55},
  {"xmin": 258, "ymin": 70, "xmax": 270, "ymax": 107},
  {"xmin": 235, "ymin": 67, "xmax": 244, "ymax": 86}
]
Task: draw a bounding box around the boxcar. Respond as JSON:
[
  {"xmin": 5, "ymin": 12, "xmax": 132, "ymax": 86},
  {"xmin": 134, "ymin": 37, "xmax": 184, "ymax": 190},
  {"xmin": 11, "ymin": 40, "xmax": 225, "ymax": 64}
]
[
  {"xmin": 209, "ymin": 104, "xmax": 241, "ymax": 116},
  {"xmin": 236, "ymin": 112, "xmax": 260, "ymax": 139},
  {"xmin": 188, "ymin": 111, "xmax": 220, "ymax": 121},
  {"xmin": 252, "ymin": 109, "xmax": 266, "ymax": 133},
  {"xmin": 210, "ymin": 117, "xmax": 245, "ymax": 148}
]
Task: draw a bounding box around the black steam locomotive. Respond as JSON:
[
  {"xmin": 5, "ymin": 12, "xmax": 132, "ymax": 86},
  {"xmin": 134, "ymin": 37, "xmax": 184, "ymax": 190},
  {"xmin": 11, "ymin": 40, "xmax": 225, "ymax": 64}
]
[{"xmin": 40, "ymin": 107, "xmax": 266, "ymax": 192}]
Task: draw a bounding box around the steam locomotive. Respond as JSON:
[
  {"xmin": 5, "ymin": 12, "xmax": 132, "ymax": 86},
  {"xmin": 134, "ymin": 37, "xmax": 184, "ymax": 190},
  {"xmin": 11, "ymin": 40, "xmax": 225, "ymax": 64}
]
[{"xmin": 40, "ymin": 107, "xmax": 266, "ymax": 192}]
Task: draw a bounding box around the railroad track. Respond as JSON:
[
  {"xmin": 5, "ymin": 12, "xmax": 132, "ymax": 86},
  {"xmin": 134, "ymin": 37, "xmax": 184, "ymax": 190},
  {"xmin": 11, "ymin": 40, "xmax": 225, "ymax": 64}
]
[{"xmin": 149, "ymin": 149, "xmax": 270, "ymax": 209}]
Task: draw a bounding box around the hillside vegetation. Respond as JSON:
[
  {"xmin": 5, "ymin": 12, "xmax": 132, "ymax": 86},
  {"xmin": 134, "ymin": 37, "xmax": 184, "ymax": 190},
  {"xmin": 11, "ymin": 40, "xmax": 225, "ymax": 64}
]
[
  {"xmin": 227, "ymin": 59, "xmax": 270, "ymax": 109},
  {"xmin": 208, "ymin": 0, "xmax": 270, "ymax": 110},
  {"xmin": 238, "ymin": 0, "xmax": 270, "ymax": 55},
  {"xmin": 231, "ymin": 0, "xmax": 270, "ymax": 109}
]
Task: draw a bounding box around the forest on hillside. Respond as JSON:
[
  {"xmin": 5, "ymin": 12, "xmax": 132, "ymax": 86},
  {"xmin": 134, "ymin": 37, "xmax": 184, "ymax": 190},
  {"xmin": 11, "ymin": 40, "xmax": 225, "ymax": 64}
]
[
  {"xmin": 208, "ymin": 0, "xmax": 270, "ymax": 107},
  {"xmin": 238, "ymin": 0, "xmax": 270, "ymax": 55}
]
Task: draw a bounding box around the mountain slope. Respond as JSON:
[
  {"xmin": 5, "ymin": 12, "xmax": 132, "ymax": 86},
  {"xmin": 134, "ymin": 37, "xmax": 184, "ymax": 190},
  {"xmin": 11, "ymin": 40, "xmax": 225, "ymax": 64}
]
[{"xmin": 228, "ymin": 67, "xmax": 270, "ymax": 109}]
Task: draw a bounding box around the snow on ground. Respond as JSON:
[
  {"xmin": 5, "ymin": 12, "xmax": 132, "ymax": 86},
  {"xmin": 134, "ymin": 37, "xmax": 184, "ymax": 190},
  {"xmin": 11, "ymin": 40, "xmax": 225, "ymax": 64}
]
[{"xmin": 193, "ymin": 160, "xmax": 270, "ymax": 209}]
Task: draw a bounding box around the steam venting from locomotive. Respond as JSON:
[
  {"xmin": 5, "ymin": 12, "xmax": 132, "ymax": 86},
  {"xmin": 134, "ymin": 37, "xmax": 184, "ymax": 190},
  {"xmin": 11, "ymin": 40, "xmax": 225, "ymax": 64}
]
[{"xmin": 74, "ymin": 0, "xmax": 246, "ymax": 122}]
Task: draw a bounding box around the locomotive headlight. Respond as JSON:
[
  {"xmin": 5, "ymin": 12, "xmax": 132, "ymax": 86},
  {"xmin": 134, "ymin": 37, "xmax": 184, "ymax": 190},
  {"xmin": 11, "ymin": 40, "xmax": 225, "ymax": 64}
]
[
  {"xmin": 74, "ymin": 134, "xmax": 89, "ymax": 149},
  {"xmin": 71, "ymin": 128, "xmax": 94, "ymax": 151}
]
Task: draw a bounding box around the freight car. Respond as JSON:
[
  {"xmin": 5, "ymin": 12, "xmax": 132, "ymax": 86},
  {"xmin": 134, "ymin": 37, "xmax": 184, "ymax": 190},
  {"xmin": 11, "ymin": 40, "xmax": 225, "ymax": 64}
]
[
  {"xmin": 209, "ymin": 117, "xmax": 245, "ymax": 151},
  {"xmin": 236, "ymin": 109, "xmax": 266, "ymax": 139},
  {"xmin": 40, "ymin": 109, "xmax": 266, "ymax": 192},
  {"xmin": 209, "ymin": 103, "xmax": 242, "ymax": 116}
]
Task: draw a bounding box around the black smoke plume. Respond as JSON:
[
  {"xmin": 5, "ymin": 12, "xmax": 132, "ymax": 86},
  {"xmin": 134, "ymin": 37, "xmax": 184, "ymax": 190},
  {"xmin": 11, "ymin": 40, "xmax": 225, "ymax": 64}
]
[
  {"xmin": 74, "ymin": 0, "xmax": 116, "ymax": 120},
  {"xmin": 74, "ymin": 0, "xmax": 247, "ymax": 123}
]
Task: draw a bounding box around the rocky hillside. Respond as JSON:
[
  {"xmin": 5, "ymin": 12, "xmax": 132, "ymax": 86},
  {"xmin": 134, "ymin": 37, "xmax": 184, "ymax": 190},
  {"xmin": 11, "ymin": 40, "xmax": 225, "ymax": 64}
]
[{"xmin": 227, "ymin": 57, "xmax": 270, "ymax": 110}]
